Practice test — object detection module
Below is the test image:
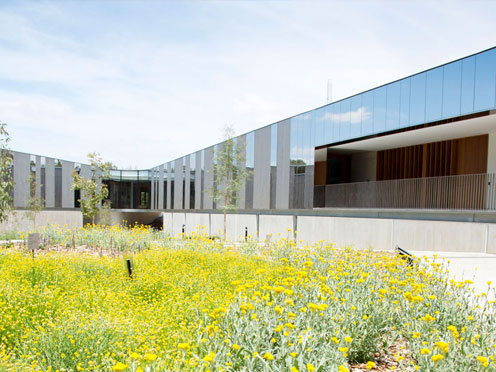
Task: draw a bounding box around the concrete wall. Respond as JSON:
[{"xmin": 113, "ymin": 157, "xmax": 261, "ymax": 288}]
[
  {"xmin": 297, "ymin": 216, "xmax": 392, "ymax": 249},
  {"xmin": 0, "ymin": 210, "xmax": 83, "ymax": 231},
  {"xmin": 276, "ymin": 119, "xmax": 291, "ymax": 209},
  {"xmin": 185, "ymin": 212, "xmax": 210, "ymax": 235},
  {"xmin": 61, "ymin": 160, "xmax": 74, "ymax": 209},
  {"xmin": 210, "ymin": 213, "xmax": 257, "ymax": 241},
  {"xmin": 174, "ymin": 158, "xmax": 182, "ymax": 210},
  {"xmin": 45, "ymin": 157, "xmax": 55, "ymax": 208},
  {"xmin": 259, "ymin": 214, "xmax": 294, "ymax": 242},
  {"xmin": 13, "ymin": 152, "xmax": 30, "ymax": 207},
  {"xmin": 158, "ymin": 165, "xmax": 164, "ymax": 210},
  {"xmin": 163, "ymin": 212, "xmax": 173, "ymax": 234},
  {"xmin": 156, "ymin": 211, "xmax": 496, "ymax": 253}
]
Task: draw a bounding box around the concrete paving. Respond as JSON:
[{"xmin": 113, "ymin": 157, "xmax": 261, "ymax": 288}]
[{"xmin": 404, "ymin": 250, "xmax": 496, "ymax": 301}]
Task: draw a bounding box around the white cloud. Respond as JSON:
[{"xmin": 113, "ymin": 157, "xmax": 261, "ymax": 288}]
[
  {"xmin": 323, "ymin": 107, "xmax": 371, "ymax": 125},
  {"xmin": 0, "ymin": 1, "xmax": 495, "ymax": 168}
]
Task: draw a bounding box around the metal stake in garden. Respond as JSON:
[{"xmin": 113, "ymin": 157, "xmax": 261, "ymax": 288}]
[{"xmin": 126, "ymin": 259, "xmax": 133, "ymax": 279}]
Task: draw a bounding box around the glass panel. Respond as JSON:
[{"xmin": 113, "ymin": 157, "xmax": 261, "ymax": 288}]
[
  {"xmin": 361, "ymin": 91, "xmax": 374, "ymax": 135},
  {"xmin": 399, "ymin": 78, "xmax": 410, "ymax": 127},
  {"xmin": 270, "ymin": 124, "xmax": 277, "ymax": 166},
  {"xmin": 315, "ymin": 109, "xmax": 325, "ymax": 147},
  {"xmin": 109, "ymin": 170, "xmax": 121, "ymax": 181},
  {"xmin": 373, "ymin": 86, "xmax": 386, "ymax": 133},
  {"xmin": 409, "ymin": 72, "xmax": 426, "ymax": 125},
  {"xmin": 350, "ymin": 94, "xmax": 362, "ymax": 138},
  {"xmin": 302, "ymin": 114, "xmax": 310, "ymax": 165},
  {"xmin": 290, "ymin": 118, "xmax": 297, "ymax": 161},
  {"xmin": 442, "ymin": 60, "xmax": 462, "ymax": 118},
  {"xmin": 474, "ymin": 49, "xmax": 496, "ymax": 111},
  {"xmin": 323, "ymin": 105, "xmax": 333, "ymax": 145},
  {"xmin": 139, "ymin": 170, "xmax": 150, "ymax": 181},
  {"xmin": 307, "ymin": 113, "xmax": 315, "ymax": 165},
  {"xmin": 246, "ymin": 132, "xmax": 254, "ymax": 168},
  {"xmin": 386, "ymin": 81, "xmax": 400, "ymax": 130},
  {"xmin": 461, "ymin": 56, "xmax": 475, "ymax": 114},
  {"xmin": 339, "ymin": 98, "xmax": 351, "ymax": 141},
  {"xmin": 121, "ymin": 170, "xmax": 138, "ymax": 181},
  {"xmin": 298, "ymin": 116, "xmax": 304, "ymax": 164},
  {"xmin": 331, "ymin": 103, "xmax": 340, "ymax": 142},
  {"xmin": 425, "ymin": 67, "xmax": 443, "ymax": 122}
]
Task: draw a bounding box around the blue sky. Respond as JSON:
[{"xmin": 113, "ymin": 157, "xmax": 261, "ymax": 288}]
[{"xmin": 1, "ymin": 1, "xmax": 495, "ymax": 168}]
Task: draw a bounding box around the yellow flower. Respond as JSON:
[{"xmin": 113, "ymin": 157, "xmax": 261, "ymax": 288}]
[
  {"xmin": 477, "ymin": 356, "xmax": 489, "ymax": 367},
  {"xmin": 112, "ymin": 362, "xmax": 127, "ymax": 371},
  {"xmin": 204, "ymin": 351, "xmax": 216, "ymax": 362},
  {"xmin": 144, "ymin": 353, "xmax": 157, "ymax": 362},
  {"xmin": 344, "ymin": 336, "xmax": 353, "ymax": 343},
  {"xmin": 291, "ymin": 367, "xmax": 299, "ymax": 372},
  {"xmin": 338, "ymin": 366, "xmax": 349, "ymax": 372},
  {"xmin": 263, "ymin": 352, "xmax": 274, "ymax": 360},
  {"xmin": 306, "ymin": 363, "xmax": 316, "ymax": 372},
  {"xmin": 232, "ymin": 344, "xmax": 241, "ymax": 350},
  {"xmin": 366, "ymin": 361, "xmax": 376, "ymax": 369},
  {"xmin": 420, "ymin": 348, "xmax": 431, "ymax": 355},
  {"xmin": 178, "ymin": 343, "xmax": 191, "ymax": 351},
  {"xmin": 130, "ymin": 352, "xmax": 140, "ymax": 359},
  {"xmin": 434, "ymin": 341, "xmax": 449, "ymax": 353},
  {"xmin": 432, "ymin": 354, "xmax": 444, "ymax": 362},
  {"xmin": 338, "ymin": 347, "xmax": 349, "ymax": 353}
]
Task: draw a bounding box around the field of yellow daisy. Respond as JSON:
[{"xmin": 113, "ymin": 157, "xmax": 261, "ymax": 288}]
[{"xmin": 0, "ymin": 225, "xmax": 494, "ymax": 371}]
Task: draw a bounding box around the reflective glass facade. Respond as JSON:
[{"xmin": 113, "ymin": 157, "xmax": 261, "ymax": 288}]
[{"xmin": 146, "ymin": 48, "xmax": 496, "ymax": 211}]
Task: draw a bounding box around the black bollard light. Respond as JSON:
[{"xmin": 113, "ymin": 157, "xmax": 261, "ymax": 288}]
[
  {"xmin": 245, "ymin": 227, "xmax": 248, "ymax": 242},
  {"xmin": 126, "ymin": 259, "xmax": 133, "ymax": 279}
]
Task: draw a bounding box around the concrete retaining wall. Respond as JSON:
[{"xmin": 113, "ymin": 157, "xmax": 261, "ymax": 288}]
[
  {"xmin": 161, "ymin": 211, "xmax": 496, "ymax": 253},
  {"xmin": 5, "ymin": 207, "xmax": 493, "ymax": 254},
  {"xmin": 0, "ymin": 210, "xmax": 83, "ymax": 231}
]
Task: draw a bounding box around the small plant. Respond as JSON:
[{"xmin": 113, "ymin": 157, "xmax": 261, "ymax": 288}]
[
  {"xmin": 71, "ymin": 152, "xmax": 113, "ymax": 224},
  {"xmin": 26, "ymin": 173, "xmax": 44, "ymax": 229},
  {"xmin": 0, "ymin": 121, "xmax": 13, "ymax": 223},
  {"xmin": 210, "ymin": 125, "xmax": 251, "ymax": 240}
]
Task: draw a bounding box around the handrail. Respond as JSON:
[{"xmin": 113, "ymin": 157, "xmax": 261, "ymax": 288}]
[{"xmin": 314, "ymin": 173, "xmax": 496, "ymax": 210}]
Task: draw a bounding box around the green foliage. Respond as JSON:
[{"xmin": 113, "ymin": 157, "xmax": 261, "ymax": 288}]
[
  {"xmin": 26, "ymin": 172, "xmax": 44, "ymax": 229},
  {"xmin": 0, "ymin": 122, "xmax": 13, "ymax": 223},
  {"xmin": 71, "ymin": 153, "xmax": 113, "ymax": 224},
  {"xmin": 211, "ymin": 125, "xmax": 251, "ymax": 238}
]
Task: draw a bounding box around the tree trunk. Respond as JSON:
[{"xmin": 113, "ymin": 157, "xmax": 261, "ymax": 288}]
[{"xmin": 223, "ymin": 192, "xmax": 228, "ymax": 240}]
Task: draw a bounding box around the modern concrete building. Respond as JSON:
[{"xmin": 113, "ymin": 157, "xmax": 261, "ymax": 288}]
[{"xmin": 7, "ymin": 46, "xmax": 496, "ymax": 252}]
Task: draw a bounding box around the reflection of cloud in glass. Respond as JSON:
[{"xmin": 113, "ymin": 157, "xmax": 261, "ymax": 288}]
[{"xmin": 324, "ymin": 106, "xmax": 370, "ymax": 124}]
